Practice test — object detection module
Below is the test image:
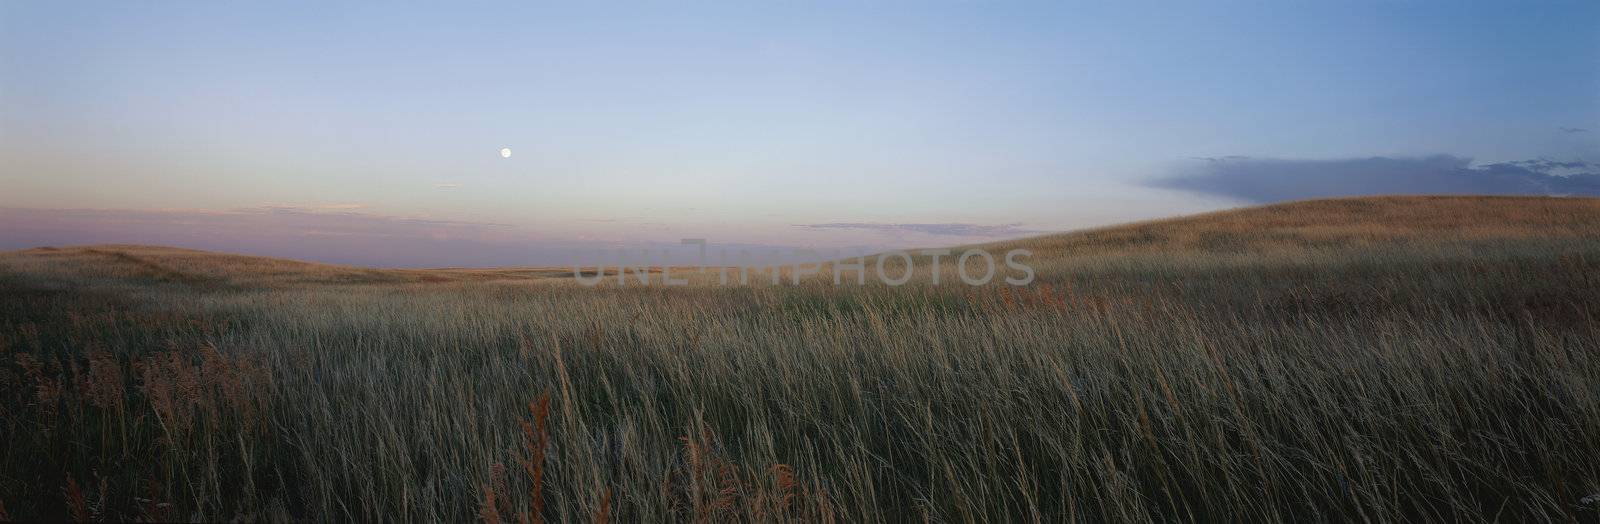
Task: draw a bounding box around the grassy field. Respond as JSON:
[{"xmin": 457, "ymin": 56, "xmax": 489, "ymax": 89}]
[{"xmin": 2, "ymin": 196, "xmax": 1599, "ymax": 521}]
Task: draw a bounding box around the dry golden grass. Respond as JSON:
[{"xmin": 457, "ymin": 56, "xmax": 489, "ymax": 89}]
[
  {"xmin": 1, "ymin": 196, "xmax": 1599, "ymax": 521},
  {"xmin": 991, "ymin": 195, "xmax": 1600, "ymax": 255}
]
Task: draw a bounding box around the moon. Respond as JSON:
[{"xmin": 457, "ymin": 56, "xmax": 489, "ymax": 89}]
[{"xmin": 499, "ymin": 148, "xmax": 512, "ymax": 158}]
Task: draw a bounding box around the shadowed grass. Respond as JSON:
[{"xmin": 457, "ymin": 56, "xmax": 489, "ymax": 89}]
[{"xmin": 1, "ymin": 196, "xmax": 1599, "ymax": 521}]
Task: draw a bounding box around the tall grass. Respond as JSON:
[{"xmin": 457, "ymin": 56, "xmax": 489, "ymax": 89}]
[{"xmin": 2, "ymin": 197, "xmax": 1599, "ymax": 521}]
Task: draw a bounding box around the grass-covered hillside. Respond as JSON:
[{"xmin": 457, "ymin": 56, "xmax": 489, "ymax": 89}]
[{"xmin": 2, "ymin": 196, "xmax": 1598, "ymax": 521}]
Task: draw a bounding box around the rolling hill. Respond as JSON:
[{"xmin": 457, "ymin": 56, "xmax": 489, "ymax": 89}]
[
  {"xmin": 2, "ymin": 196, "xmax": 1599, "ymax": 521},
  {"xmin": 5, "ymin": 196, "xmax": 1598, "ymax": 288}
]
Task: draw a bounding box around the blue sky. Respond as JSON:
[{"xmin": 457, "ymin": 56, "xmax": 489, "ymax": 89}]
[{"xmin": 2, "ymin": 1, "xmax": 1597, "ymax": 266}]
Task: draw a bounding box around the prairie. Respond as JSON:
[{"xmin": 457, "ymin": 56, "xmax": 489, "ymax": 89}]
[{"xmin": 1, "ymin": 196, "xmax": 1598, "ymax": 521}]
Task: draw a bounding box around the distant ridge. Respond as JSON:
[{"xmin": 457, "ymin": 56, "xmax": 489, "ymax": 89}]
[
  {"xmin": 6, "ymin": 196, "xmax": 1598, "ymax": 283},
  {"xmin": 977, "ymin": 195, "xmax": 1600, "ymax": 258}
]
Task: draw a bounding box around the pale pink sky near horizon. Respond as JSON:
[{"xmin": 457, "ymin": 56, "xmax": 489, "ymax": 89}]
[{"xmin": 0, "ymin": 189, "xmax": 1235, "ymax": 267}]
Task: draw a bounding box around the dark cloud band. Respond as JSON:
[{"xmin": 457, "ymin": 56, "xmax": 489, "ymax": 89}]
[{"xmin": 1150, "ymin": 155, "xmax": 1600, "ymax": 202}]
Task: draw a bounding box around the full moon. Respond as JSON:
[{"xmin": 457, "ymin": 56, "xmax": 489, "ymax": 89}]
[{"xmin": 499, "ymin": 148, "xmax": 512, "ymax": 158}]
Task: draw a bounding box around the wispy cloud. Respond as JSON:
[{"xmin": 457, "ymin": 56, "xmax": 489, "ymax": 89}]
[
  {"xmin": 0, "ymin": 206, "xmax": 933, "ymax": 266},
  {"xmin": 1148, "ymin": 155, "xmax": 1600, "ymax": 202},
  {"xmin": 1560, "ymin": 127, "xmax": 1589, "ymax": 134},
  {"xmin": 435, "ymin": 183, "xmax": 461, "ymax": 190},
  {"xmin": 0, "ymin": 206, "xmax": 538, "ymax": 267},
  {"xmin": 260, "ymin": 202, "xmax": 368, "ymax": 211},
  {"xmin": 233, "ymin": 206, "xmax": 514, "ymax": 229},
  {"xmin": 794, "ymin": 222, "xmax": 1040, "ymax": 237}
]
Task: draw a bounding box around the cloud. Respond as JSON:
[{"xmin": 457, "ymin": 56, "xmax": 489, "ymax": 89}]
[
  {"xmin": 0, "ymin": 206, "xmax": 554, "ymax": 267},
  {"xmin": 0, "ymin": 207, "xmax": 909, "ymax": 267},
  {"xmin": 794, "ymin": 222, "xmax": 1040, "ymax": 237},
  {"xmin": 1148, "ymin": 155, "xmax": 1600, "ymax": 202},
  {"xmin": 259, "ymin": 202, "xmax": 368, "ymax": 211},
  {"xmin": 435, "ymin": 183, "xmax": 461, "ymax": 190},
  {"xmin": 1560, "ymin": 127, "xmax": 1589, "ymax": 134},
  {"xmin": 232, "ymin": 205, "xmax": 514, "ymax": 229}
]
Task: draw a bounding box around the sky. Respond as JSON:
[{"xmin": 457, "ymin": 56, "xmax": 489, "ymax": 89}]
[{"xmin": 2, "ymin": 1, "xmax": 1597, "ymax": 266}]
